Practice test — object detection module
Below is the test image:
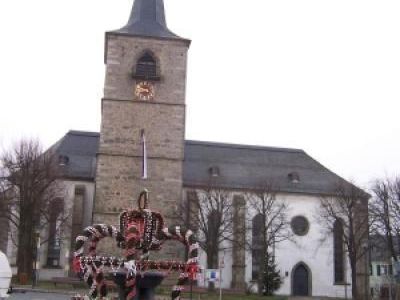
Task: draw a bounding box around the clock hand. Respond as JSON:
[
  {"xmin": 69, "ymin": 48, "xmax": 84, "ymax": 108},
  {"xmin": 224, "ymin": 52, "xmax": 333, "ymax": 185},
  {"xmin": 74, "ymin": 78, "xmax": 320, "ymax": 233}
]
[{"xmin": 138, "ymin": 87, "xmax": 149, "ymax": 93}]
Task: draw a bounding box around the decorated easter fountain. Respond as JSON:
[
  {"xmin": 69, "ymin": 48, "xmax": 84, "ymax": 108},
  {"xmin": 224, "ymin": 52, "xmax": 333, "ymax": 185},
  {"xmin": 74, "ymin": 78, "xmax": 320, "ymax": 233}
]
[{"xmin": 71, "ymin": 189, "xmax": 199, "ymax": 300}]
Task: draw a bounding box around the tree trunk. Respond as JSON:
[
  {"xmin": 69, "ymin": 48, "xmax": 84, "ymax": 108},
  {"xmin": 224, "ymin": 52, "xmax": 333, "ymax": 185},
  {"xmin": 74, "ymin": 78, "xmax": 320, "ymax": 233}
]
[
  {"xmin": 257, "ymin": 264, "xmax": 264, "ymax": 295},
  {"xmin": 207, "ymin": 247, "xmax": 218, "ymax": 291},
  {"xmin": 16, "ymin": 208, "xmax": 35, "ymax": 282},
  {"xmin": 264, "ymin": 252, "xmax": 269, "ymax": 296},
  {"xmin": 351, "ymin": 260, "xmax": 358, "ymax": 300},
  {"xmin": 258, "ymin": 252, "xmax": 267, "ymax": 295}
]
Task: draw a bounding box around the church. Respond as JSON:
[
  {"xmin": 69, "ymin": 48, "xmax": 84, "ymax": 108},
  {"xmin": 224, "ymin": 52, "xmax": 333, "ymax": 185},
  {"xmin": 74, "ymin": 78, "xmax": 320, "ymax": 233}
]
[{"xmin": 3, "ymin": 0, "xmax": 369, "ymax": 298}]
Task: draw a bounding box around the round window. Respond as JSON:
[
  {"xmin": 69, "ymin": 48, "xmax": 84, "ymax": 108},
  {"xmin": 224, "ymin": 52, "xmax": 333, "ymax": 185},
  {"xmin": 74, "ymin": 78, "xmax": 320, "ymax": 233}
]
[{"xmin": 291, "ymin": 216, "xmax": 309, "ymax": 236}]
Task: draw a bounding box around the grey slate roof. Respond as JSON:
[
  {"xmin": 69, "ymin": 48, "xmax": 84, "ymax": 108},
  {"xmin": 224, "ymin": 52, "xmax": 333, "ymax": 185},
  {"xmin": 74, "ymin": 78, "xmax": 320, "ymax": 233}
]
[
  {"xmin": 54, "ymin": 131, "xmax": 99, "ymax": 180},
  {"xmin": 54, "ymin": 130, "xmax": 349, "ymax": 196},
  {"xmin": 183, "ymin": 140, "xmax": 347, "ymax": 195},
  {"xmin": 111, "ymin": 0, "xmax": 185, "ymax": 41}
]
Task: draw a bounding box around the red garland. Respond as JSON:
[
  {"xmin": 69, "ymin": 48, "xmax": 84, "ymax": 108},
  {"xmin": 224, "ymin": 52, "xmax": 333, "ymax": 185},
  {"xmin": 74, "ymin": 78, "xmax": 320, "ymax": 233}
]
[{"xmin": 72, "ymin": 190, "xmax": 199, "ymax": 300}]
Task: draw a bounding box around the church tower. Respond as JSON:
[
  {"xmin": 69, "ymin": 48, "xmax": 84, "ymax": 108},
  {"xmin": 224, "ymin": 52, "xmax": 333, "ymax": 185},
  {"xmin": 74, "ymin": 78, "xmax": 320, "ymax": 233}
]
[{"xmin": 93, "ymin": 0, "xmax": 190, "ymax": 254}]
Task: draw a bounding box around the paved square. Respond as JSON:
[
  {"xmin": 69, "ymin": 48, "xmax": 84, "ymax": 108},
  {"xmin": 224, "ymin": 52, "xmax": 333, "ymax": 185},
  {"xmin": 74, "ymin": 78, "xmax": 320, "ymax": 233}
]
[{"xmin": 9, "ymin": 292, "xmax": 71, "ymax": 300}]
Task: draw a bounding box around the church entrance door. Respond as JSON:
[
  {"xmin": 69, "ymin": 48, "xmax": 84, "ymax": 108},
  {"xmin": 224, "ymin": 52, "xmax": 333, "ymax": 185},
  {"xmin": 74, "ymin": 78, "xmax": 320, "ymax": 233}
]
[{"xmin": 292, "ymin": 263, "xmax": 310, "ymax": 296}]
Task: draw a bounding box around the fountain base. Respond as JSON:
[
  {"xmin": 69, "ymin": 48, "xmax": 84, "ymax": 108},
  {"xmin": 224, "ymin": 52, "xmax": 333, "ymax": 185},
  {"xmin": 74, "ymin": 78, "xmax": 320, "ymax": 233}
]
[{"xmin": 113, "ymin": 271, "xmax": 165, "ymax": 300}]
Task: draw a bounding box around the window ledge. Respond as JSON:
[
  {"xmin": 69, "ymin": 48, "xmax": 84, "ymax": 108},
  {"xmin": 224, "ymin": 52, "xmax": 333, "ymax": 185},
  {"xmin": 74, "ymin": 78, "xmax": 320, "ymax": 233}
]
[
  {"xmin": 43, "ymin": 265, "xmax": 62, "ymax": 269},
  {"xmin": 334, "ymin": 282, "xmax": 350, "ymax": 286},
  {"xmin": 249, "ymin": 280, "xmax": 258, "ymax": 284},
  {"xmin": 132, "ymin": 74, "xmax": 161, "ymax": 81}
]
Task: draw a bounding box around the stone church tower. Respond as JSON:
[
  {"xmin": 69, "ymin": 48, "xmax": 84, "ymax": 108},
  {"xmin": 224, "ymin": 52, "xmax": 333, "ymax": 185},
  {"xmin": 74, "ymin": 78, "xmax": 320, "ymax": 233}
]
[{"xmin": 93, "ymin": 0, "xmax": 190, "ymax": 255}]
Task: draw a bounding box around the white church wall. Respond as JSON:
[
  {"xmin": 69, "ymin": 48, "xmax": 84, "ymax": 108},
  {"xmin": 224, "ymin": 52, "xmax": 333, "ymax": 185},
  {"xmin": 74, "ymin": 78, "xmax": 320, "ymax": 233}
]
[
  {"xmin": 216, "ymin": 241, "xmax": 233, "ymax": 289},
  {"xmin": 6, "ymin": 210, "xmax": 18, "ymax": 266},
  {"xmin": 48, "ymin": 180, "xmax": 94, "ymax": 277},
  {"xmin": 5, "ymin": 180, "xmax": 95, "ymax": 280},
  {"xmin": 246, "ymin": 193, "xmax": 352, "ymax": 298},
  {"xmin": 197, "ymin": 241, "xmax": 233, "ymax": 289},
  {"xmin": 185, "ymin": 188, "xmax": 353, "ymax": 298},
  {"xmin": 57, "ymin": 180, "xmax": 94, "ymax": 277}
]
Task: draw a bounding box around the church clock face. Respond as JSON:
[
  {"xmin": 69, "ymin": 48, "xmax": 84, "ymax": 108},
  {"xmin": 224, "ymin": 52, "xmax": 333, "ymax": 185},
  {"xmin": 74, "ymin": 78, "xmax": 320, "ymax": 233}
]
[{"xmin": 135, "ymin": 81, "xmax": 154, "ymax": 101}]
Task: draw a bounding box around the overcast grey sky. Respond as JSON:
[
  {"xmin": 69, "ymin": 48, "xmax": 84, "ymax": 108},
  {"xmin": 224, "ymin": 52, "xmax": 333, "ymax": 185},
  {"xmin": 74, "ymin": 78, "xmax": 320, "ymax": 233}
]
[{"xmin": 0, "ymin": 0, "xmax": 399, "ymax": 186}]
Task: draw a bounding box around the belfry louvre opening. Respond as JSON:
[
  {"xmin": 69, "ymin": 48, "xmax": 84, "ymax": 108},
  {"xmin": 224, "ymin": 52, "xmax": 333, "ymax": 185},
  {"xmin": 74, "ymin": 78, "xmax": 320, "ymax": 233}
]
[{"xmin": 135, "ymin": 53, "xmax": 157, "ymax": 79}]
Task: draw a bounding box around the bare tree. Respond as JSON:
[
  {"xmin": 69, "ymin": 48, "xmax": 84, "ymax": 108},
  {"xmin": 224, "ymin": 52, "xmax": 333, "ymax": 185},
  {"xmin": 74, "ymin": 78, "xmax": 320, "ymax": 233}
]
[
  {"xmin": 0, "ymin": 173, "xmax": 12, "ymax": 253},
  {"xmin": 0, "ymin": 139, "xmax": 67, "ymax": 281},
  {"xmin": 370, "ymin": 177, "xmax": 400, "ymax": 262},
  {"xmin": 245, "ymin": 182, "xmax": 291, "ymax": 295},
  {"xmin": 317, "ymin": 181, "xmax": 370, "ymax": 300},
  {"xmin": 179, "ymin": 185, "xmax": 234, "ymax": 290}
]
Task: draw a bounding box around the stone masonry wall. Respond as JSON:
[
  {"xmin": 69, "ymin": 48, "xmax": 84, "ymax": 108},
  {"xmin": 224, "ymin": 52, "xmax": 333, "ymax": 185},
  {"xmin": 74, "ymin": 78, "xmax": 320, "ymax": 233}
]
[
  {"xmin": 99, "ymin": 101, "xmax": 185, "ymax": 159},
  {"xmin": 94, "ymin": 34, "xmax": 189, "ymax": 259},
  {"xmin": 231, "ymin": 195, "xmax": 246, "ymax": 290},
  {"xmin": 95, "ymin": 155, "xmax": 183, "ymax": 216},
  {"xmin": 104, "ymin": 35, "xmax": 188, "ymax": 104}
]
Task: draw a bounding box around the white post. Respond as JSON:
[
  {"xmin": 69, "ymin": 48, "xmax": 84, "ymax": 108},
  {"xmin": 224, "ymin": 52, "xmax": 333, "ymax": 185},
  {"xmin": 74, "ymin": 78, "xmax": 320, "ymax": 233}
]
[
  {"xmin": 389, "ymin": 261, "xmax": 393, "ymax": 300},
  {"xmin": 219, "ymin": 267, "xmax": 222, "ymax": 300},
  {"xmin": 140, "ymin": 129, "xmax": 148, "ymax": 179},
  {"xmin": 64, "ymin": 249, "xmax": 70, "ymax": 276}
]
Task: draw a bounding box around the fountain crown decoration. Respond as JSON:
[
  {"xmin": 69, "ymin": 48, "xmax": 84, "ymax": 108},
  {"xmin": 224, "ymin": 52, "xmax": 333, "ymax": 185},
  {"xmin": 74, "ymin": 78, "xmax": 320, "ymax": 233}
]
[
  {"xmin": 72, "ymin": 190, "xmax": 199, "ymax": 300},
  {"xmin": 137, "ymin": 189, "xmax": 149, "ymax": 210}
]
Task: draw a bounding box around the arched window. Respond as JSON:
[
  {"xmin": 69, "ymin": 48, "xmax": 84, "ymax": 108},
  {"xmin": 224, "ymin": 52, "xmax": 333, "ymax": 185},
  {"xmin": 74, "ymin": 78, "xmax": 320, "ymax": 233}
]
[
  {"xmin": 46, "ymin": 198, "xmax": 64, "ymax": 267},
  {"xmin": 252, "ymin": 214, "xmax": 264, "ymax": 280},
  {"xmin": 134, "ymin": 52, "xmax": 157, "ymax": 79},
  {"xmin": 333, "ymin": 219, "xmax": 345, "ymax": 283}
]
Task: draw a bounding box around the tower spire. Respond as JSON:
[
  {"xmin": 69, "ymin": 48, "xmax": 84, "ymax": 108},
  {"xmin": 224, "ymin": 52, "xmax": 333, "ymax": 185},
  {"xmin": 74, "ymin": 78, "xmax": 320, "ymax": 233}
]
[{"xmin": 113, "ymin": 0, "xmax": 182, "ymax": 39}]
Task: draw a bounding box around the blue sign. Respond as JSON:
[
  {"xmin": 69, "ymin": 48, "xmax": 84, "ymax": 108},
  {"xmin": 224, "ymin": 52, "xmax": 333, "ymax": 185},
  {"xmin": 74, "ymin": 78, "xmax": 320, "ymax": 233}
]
[{"xmin": 206, "ymin": 269, "xmax": 219, "ymax": 282}]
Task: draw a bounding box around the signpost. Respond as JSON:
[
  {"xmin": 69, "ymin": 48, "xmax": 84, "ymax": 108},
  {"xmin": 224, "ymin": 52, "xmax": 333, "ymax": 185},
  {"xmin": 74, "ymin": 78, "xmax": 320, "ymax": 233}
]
[
  {"xmin": 206, "ymin": 254, "xmax": 225, "ymax": 300},
  {"xmin": 219, "ymin": 257, "xmax": 224, "ymax": 300}
]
